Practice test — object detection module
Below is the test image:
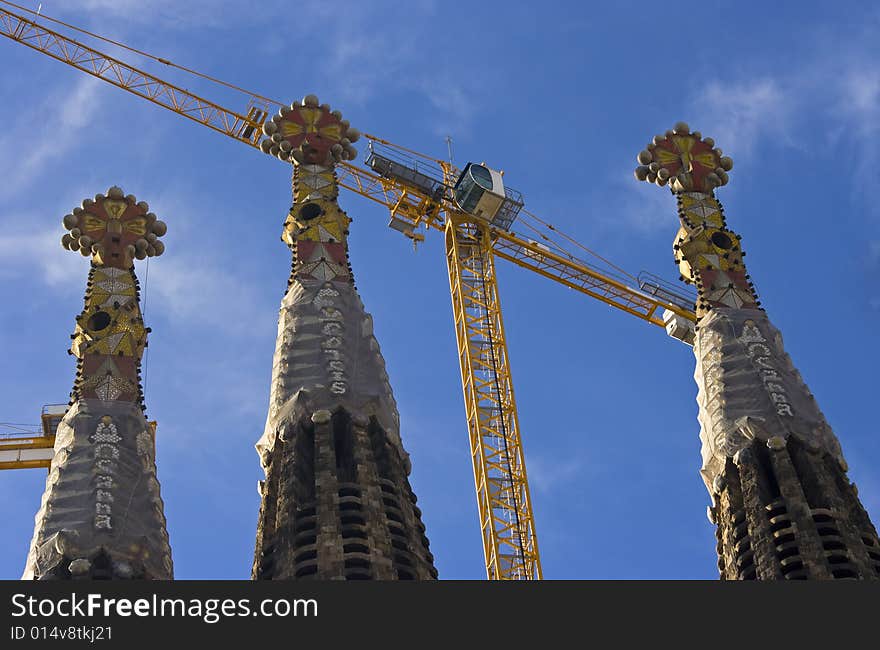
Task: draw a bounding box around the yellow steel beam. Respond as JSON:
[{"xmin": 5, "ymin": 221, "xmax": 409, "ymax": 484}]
[
  {"xmin": 0, "ymin": 6, "xmax": 266, "ymax": 148},
  {"xmin": 0, "ymin": 434, "xmax": 55, "ymax": 470},
  {"xmin": 491, "ymin": 229, "xmax": 696, "ymax": 324},
  {"xmin": 0, "ymin": 460, "xmax": 51, "ymax": 470},
  {"xmin": 445, "ymin": 216, "xmax": 541, "ymax": 580},
  {"xmin": 333, "ymin": 163, "xmax": 444, "ymax": 232}
]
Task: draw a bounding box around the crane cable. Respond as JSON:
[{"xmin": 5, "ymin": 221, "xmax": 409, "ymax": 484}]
[
  {"xmin": 518, "ymin": 208, "xmax": 639, "ymax": 283},
  {"xmin": 512, "ymin": 218, "xmax": 631, "ymax": 285},
  {"xmin": 0, "ymin": 423, "xmax": 41, "ymax": 435},
  {"xmin": 141, "ymin": 257, "xmax": 151, "ymax": 400}
]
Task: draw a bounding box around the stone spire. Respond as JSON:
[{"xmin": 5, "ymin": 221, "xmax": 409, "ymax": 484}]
[
  {"xmin": 23, "ymin": 187, "xmax": 172, "ymax": 580},
  {"xmin": 252, "ymin": 96, "xmax": 437, "ymax": 580},
  {"xmin": 635, "ymin": 124, "xmax": 880, "ymax": 580}
]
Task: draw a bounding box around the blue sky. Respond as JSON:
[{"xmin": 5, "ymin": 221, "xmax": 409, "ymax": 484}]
[{"xmin": 1, "ymin": 0, "xmax": 878, "ymax": 579}]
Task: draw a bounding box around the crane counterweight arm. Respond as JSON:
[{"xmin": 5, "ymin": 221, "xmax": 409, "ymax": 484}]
[{"xmin": 0, "ymin": 6, "xmax": 267, "ymax": 147}]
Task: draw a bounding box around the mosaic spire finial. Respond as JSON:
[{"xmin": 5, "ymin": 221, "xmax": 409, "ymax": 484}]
[
  {"xmin": 635, "ymin": 123, "xmax": 756, "ymax": 319},
  {"xmin": 60, "ymin": 188, "xmax": 168, "ymax": 406},
  {"xmin": 259, "ymin": 94, "xmax": 361, "ymax": 166},
  {"xmin": 61, "ymin": 186, "xmax": 166, "ymax": 268},
  {"xmin": 262, "ymin": 96, "xmax": 359, "ymax": 288},
  {"xmin": 634, "ymin": 122, "xmax": 733, "ymax": 193}
]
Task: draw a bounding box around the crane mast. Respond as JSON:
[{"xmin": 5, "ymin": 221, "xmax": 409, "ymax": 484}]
[
  {"xmin": 446, "ymin": 217, "xmax": 540, "ymax": 579},
  {"xmin": 0, "ymin": 3, "xmax": 696, "ymax": 579}
]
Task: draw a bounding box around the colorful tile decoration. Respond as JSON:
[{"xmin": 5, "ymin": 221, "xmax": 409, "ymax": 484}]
[
  {"xmin": 268, "ymin": 99, "xmax": 360, "ymax": 289},
  {"xmin": 259, "ymin": 95, "xmax": 361, "ymax": 166},
  {"xmin": 634, "ymin": 123, "xmax": 756, "ymax": 319},
  {"xmin": 61, "ymin": 187, "xmax": 167, "ymax": 407}
]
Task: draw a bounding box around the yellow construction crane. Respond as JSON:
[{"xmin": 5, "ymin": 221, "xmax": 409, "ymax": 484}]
[{"xmin": 0, "ymin": 3, "xmax": 696, "ymax": 580}]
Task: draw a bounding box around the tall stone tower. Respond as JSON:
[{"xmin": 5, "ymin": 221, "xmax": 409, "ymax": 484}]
[
  {"xmin": 23, "ymin": 187, "xmax": 172, "ymax": 580},
  {"xmin": 635, "ymin": 124, "xmax": 880, "ymax": 580},
  {"xmin": 252, "ymin": 96, "xmax": 437, "ymax": 580}
]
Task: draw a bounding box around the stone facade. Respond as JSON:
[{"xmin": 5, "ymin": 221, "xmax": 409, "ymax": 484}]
[{"xmin": 698, "ymin": 310, "xmax": 880, "ymax": 579}]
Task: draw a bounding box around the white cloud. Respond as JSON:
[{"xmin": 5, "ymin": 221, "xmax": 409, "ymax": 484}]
[
  {"xmin": 604, "ymin": 166, "xmax": 677, "ymax": 235},
  {"xmin": 0, "ymin": 218, "xmax": 270, "ymax": 336},
  {"xmin": 53, "ymin": 1, "xmax": 239, "ymax": 27},
  {"xmin": 0, "ymin": 226, "xmax": 82, "ymax": 288},
  {"xmin": 0, "ymin": 77, "xmax": 102, "ymax": 199},
  {"xmin": 418, "ymin": 78, "xmax": 479, "ymax": 138},
  {"xmin": 29, "ymin": 1, "xmax": 480, "ymax": 142},
  {"xmin": 692, "ymin": 78, "xmax": 793, "ymax": 159},
  {"xmin": 834, "ymin": 69, "xmax": 880, "ymax": 197},
  {"xmin": 123, "ymin": 186, "xmax": 277, "ymax": 334},
  {"xmin": 842, "ymin": 70, "xmax": 880, "ymax": 118},
  {"xmin": 608, "ymin": 31, "xmax": 880, "ymax": 235},
  {"xmin": 144, "ymin": 253, "xmax": 269, "ymax": 334},
  {"xmin": 526, "ymin": 453, "xmax": 586, "ymax": 494},
  {"xmin": 278, "ymin": 2, "xmax": 434, "ymax": 108},
  {"xmin": 686, "ymin": 35, "xmax": 880, "ymax": 204},
  {"xmin": 593, "ymin": 79, "xmax": 794, "ymax": 237}
]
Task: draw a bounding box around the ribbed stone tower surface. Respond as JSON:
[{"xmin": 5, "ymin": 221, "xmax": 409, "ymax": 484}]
[
  {"xmin": 635, "ymin": 124, "xmax": 879, "ymax": 580},
  {"xmin": 252, "ymin": 96, "xmax": 437, "ymax": 580},
  {"xmin": 23, "ymin": 187, "xmax": 172, "ymax": 580}
]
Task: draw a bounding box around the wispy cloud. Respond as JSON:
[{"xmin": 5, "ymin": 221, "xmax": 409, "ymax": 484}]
[
  {"xmin": 417, "ymin": 77, "xmax": 480, "ymax": 138},
  {"xmin": 841, "ymin": 69, "xmax": 880, "ymax": 119},
  {"xmin": 692, "ymin": 78, "xmax": 794, "ymax": 159},
  {"xmin": 593, "ymin": 79, "xmax": 794, "ymax": 237},
  {"xmin": 266, "ymin": 1, "xmax": 444, "ymax": 111},
  {"xmin": 145, "ymin": 253, "xmax": 271, "ymax": 334},
  {"xmin": 607, "ymin": 27, "xmax": 880, "ymax": 237},
  {"xmin": 868, "ymin": 240, "xmax": 880, "ymax": 311},
  {"xmin": 0, "ymin": 77, "xmax": 102, "ymax": 199},
  {"xmin": 601, "ymin": 166, "xmax": 677, "ymax": 236},
  {"xmin": 0, "ymin": 225, "xmax": 82, "ymax": 288},
  {"xmin": 0, "ymin": 213, "xmax": 271, "ymax": 335},
  {"xmin": 833, "ymin": 68, "xmax": 880, "ymax": 197},
  {"xmin": 31, "ymin": 1, "xmax": 481, "ymax": 145},
  {"xmin": 56, "ymin": 0, "xmax": 241, "ymax": 28},
  {"xmin": 526, "ymin": 453, "xmax": 588, "ymax": 494},
  {"xmin": 124, "ymin": 186, "xmax": 276, "ymax": 334}
]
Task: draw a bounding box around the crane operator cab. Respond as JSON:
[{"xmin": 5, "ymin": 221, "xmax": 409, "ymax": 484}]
[{"xmin": 452, "ymin": 163, "xmax": 524, "ymax": 231}]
